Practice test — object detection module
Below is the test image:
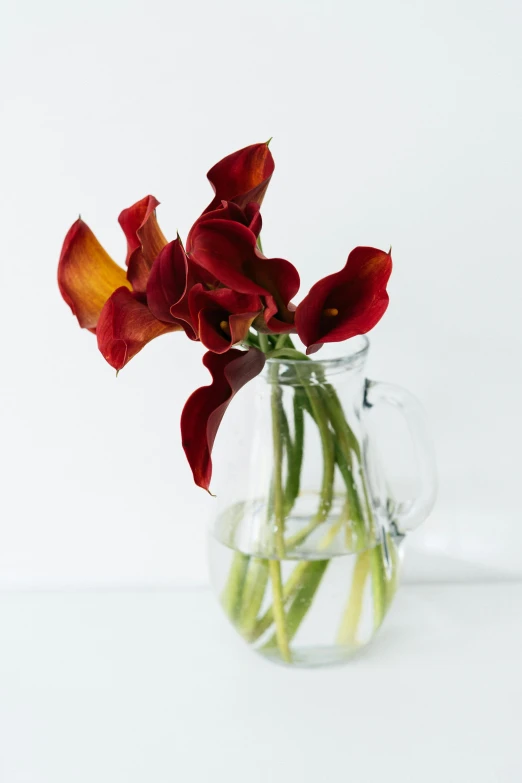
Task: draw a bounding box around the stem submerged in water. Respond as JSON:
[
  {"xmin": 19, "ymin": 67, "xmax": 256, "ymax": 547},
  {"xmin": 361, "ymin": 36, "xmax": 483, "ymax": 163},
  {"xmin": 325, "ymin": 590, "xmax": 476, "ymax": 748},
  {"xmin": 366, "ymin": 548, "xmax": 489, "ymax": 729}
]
[{"xmin": 268, "ymin": 361, "xmax": 291, "ymax": 661}]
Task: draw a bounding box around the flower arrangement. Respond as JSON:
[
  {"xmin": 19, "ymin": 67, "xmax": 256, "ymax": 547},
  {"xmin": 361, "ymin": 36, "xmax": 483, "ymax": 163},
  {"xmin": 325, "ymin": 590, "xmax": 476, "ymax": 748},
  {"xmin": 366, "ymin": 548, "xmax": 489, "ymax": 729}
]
[
  {"xmin": 58, "ymin": 141, "xmax": 400, "ymax": 666},
  {"xmin": 58, "ymin": 141, "xmax": 391, "ymax": 488}
]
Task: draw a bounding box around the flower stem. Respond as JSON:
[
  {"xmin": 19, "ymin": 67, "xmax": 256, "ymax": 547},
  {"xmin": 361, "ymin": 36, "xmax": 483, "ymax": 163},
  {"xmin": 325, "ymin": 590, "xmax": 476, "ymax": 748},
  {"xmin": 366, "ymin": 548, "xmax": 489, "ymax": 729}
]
[
  {"xmin": 220, "ymin": 551, "xmax": 250, "ymax": 621},
  {"xmin": 336, "ymin": 549, "xmax": 370, "ymax": 646},
  {"xmin": 247, "ymin": 560, "xmax": 309, "ymax": 643},
  {"xmin": 284, "ymin": 391, "xmax": 305, "ymax": 514},
  {"xmin": 236, "ymin": 557, "xmax": 269, "ymax": 636},
  {"xmin": 271, "ymin": 381, "xmax": 286, "ymax": 559},
  {"xmin": 264, "ymin": 560, "xmax": 329, "ymax": 652},
  {"xmin": 268, "ymin": 559, "xmax": 291, "ymax": 662},
  {"xmin": 370, "ymin": 542, "xmax": 387, "ymax": 630},
  {"xmin": 268, "ymin": 360, "xmax": 291, "ymax": 660}
]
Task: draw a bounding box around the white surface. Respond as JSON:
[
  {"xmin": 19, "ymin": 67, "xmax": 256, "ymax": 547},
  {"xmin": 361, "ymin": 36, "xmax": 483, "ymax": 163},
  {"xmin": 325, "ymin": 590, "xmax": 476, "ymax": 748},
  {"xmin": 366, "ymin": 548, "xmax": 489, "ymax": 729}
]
[
  {"xmin": 1, "ymin": 0, "xmax": 522, "ymax": 587},
  {"xmin": 1, "ymin": 583, "xmax": 521, "ymax": 783}
]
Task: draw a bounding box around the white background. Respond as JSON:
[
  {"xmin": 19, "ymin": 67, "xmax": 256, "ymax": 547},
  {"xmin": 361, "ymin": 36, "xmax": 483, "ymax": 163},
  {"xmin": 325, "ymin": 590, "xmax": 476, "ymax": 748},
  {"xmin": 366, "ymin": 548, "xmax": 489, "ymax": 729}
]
[{"xmin": 1, "ymin": 0, "xmax": 521, "ymax": 589}]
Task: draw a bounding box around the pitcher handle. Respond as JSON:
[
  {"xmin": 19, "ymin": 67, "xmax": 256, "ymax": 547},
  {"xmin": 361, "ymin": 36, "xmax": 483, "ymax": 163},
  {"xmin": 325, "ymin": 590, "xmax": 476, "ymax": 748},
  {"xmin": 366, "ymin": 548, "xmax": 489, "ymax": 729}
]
[{"xmin": 363, "ymin": 380, "xmax": 437, "ymax": 533}]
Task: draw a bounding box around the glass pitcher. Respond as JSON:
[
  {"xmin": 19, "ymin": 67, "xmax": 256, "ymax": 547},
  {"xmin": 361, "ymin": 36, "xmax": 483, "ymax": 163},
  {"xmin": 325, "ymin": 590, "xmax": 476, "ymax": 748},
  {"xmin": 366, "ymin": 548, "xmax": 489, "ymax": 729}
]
[{"xmin": 208, "ymin": 336, "xmax": 437, "ymax": 667}]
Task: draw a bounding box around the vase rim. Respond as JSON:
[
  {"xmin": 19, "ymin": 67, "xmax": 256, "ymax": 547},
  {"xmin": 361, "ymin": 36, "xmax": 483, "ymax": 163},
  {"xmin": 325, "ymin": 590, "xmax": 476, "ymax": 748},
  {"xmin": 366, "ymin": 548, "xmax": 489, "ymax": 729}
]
[
  {"xmin": 266, "ymin": 334, "xmax": 369, "ymax": 368},
  {"xmin": 261, "ymin": 335, "xmax": 370, "ymax": 382}
]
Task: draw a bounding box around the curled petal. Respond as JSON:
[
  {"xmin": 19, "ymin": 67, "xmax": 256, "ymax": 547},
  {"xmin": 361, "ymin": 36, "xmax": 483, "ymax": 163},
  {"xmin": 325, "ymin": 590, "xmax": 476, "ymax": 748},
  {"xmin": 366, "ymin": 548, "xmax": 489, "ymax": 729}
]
[
  {"xmin": 189, "ymin": 285, "xmax": 262, "ymax": 353},
  {"xmin": 58, "ymin": 219, "xmax": 131, "ymax": 330},
  {"xmin": 295, "ymin": 247, "xmax": 392, "ymax": 354},
  {"xmin": 181, "ymin": 348, "xmax": 266, "ymax": 491},
  {"xmin": 118, "ymin": 196, "xmax": 168, "ymax": 293},
  {"xmin": 257, "ymin": 298, "xmax": 297, "ymax": 334},
  {"xmin": 96, "ymin": 287, "xmax": 181, "ymax": 371},
  {"xmin": 188, "ymin": 219, "xmax": 300, "ymax": 314},
  {"xmin": 205, "ymin": 142, "xmax": 274, "ymax": 213},
  {"xmin": 147, "ymin": 238, "xmax": 215, "ymax": 339},
  {"xmin": 187, "ymin": 200, "xmax": 262, "ymax": 250},
  {"xmin": 244, "ymin": 203, "xmax": 262, "ymax": 237},
  {"xmin": 188, "ymin": 220, "xmax": 266, "ymax": 295},
  {"xmin": 146, "ymin": 238, "xmax": 194, "ymax": 337}
]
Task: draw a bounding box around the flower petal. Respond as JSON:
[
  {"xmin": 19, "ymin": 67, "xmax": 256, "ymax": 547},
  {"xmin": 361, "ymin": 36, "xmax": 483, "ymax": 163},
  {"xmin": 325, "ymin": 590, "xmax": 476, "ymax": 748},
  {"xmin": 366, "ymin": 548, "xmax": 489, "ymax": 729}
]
[
  {"xmin": 96, "ymin": 287, "xmax": 181, "ymax": 371},
  {"xmin": 147, "ymin": 238, "xmax": 216, "ymax": 340},
  {"xmin": 189, "ymin": 285, "xmax": 262, "ymax": 353},
  {"xmin": 118, "ymin": 196, "xmax": 168, "ymax": 293},
  {"xmin": 181, "ymin": 348, "xmax": 266, "ymax": 491},
  {"xmin": 295, "ymin": 247, "xmax": 392, "ymax": 354},
  {"xmin": 188, "ymin": 219, "xmax": 300, "ymax": 314},
  {"xmin": 257, "ymin": 298, "xmax": 297, "ymax": 334},
  {"xmin": 187, "ymin": 200, "xmax": 262, "ymax": 249},
  {"xmin": 147, "ymin": 238, "xmax": 191, "ymax": 327},
  {"xmin": 58, "ymin": 219, "xmax": 131, "ymax": 330},
  {"xmin": 188, "ymin": 219, "xmax": 267, "ymax": 295},
  {"xmin": 205, "ymin": 142, "xmax": 274, "ymax": 213}
]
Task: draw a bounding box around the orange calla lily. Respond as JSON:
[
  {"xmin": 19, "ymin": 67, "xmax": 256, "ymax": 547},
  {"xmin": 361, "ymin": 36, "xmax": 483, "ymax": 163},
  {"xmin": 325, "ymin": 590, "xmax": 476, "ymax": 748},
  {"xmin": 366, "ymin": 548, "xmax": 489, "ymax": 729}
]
[
  {"xmin": 57, "ymin": 198, "xmax": 181, "ymax": 369},
  {"xmin": 58, "ymin": 219, "xmax": 132, "ymax": 331}
]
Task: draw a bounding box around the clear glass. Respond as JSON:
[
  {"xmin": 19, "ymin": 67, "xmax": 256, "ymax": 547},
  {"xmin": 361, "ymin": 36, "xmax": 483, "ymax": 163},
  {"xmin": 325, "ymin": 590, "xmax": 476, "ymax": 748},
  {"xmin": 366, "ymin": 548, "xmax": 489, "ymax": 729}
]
[{"xmin": 208, "ymin": 336, "xmax": 437, "ymax": 667}]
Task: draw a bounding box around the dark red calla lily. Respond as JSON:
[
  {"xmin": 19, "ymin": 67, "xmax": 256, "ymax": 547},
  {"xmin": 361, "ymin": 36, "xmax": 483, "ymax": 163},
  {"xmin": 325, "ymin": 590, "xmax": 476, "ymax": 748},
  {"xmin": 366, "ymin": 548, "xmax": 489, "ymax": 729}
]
[
  {"xmin": 118, "ymin": 195, "xmax": 168, "ymax": 294},
  {"xmin": 147, "ymin": 237, "xmax": 219, "ymax": 340},
  {"xmin": 205, "ymin": 142, "xmax": 274, "ymax": 213},
  {"xmin": 188, "ymin": 285, "xmax": 262, "ymax": 353},
  {"xmin": 146, "ymin": 237, "xmax": 193, "ymax": 335},
  {"xmin": 188, "ymin": 217, "xmax": 300, "ymax": 331},
  {"xmin": 295, "ymin": 246, "xmax": 392, "ymax": 354},
  {"xmin": 96, "ymin": 287, "xmax": 179, "ymax": 371},
  {"xmin": 188, "ymin": 200, "xmax": 262, "ymax": 245},
  {"xmin": 181, "ymin": 348, "xmax": 266, "ymax": 492}
]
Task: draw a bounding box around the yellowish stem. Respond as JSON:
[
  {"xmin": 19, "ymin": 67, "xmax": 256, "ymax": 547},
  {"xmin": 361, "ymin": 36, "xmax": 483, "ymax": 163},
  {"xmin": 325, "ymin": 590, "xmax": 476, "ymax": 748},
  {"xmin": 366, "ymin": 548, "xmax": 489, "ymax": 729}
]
[
  {"xmin": 268, "ymin": 560, "xmax": 291, "ymax": 662},
  {"xmin": 336, "ymin": 549, "xmax": 371, "ymax": 646}
]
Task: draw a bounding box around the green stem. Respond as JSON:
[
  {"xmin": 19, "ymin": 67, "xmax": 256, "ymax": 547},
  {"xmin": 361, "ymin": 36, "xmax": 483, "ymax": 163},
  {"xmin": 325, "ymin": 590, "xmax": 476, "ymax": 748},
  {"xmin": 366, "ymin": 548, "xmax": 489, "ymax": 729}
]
[
  {"xmin": 284, "ymin": 391, "xmax": 304, "ymax": 514},
  {"xmin": 268, "ymin": 559, "xmax": 291, "ymax": 662},
  {"xmin": 236, "ymin": 558, "xmax": 270, "ymax": 637},
  {"xmin": 258, "ymin": 331, "xmax": 270, "ymax": 353},
  {"xmin": 268, "ymin": 360, "xmax": 291, "ymax": 660},
  {"xmin": 247, "ymin": 560, "xmax": 310, "ymax": 643},
  {"xmin": 290, "ymin": 375, "xmax": 368, "ymax": 549},
  {"xmin": 336, "ymin": 548, "xmax": 371, "ymax": 646},
  {"xmin": 264, "ymin": 560, "xmax": 329, "ymax": 651},
  {"xmin": 296, "ymin": 370, "xmax": 335, "ymax": 527},
  {"xmin": 270, "ymin": 381, "xmax": 286, "ymax": 559},
  {"xmin": 220, "ymin": 552, "xmax": 250, "ymax": 621},
  {"xmin": 369, "ymin": 541, "xmax": 387, "ymax": 630},
  {"xmin": 249, "ymin": 517, "xmax": 345, "ymax": 644}
]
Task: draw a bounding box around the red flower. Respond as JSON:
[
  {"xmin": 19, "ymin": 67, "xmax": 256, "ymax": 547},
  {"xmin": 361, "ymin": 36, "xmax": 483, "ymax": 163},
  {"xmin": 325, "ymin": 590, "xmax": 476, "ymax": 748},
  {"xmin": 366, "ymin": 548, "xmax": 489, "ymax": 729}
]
[
  {"xmin": 205, "ymin": 142, "xmax": 274, "ymax": 213},
  {"xmin": 57, "ymin": 197, "xmax": 181, "ymax": 370},
  {"xmin": 188, "ymin": 210, "xmax": 300, "ymax": 333},
  {"xmin": 295, "ymin": 247, "xmax": 392, "ymax": 354},
  {"xmin": 119, "ymin": 196, "xmax": 167, "ymax": 294},
  {"xmin": 189, "ymin": 199, "xmax": 262, "ymax": 242},
  {"xmin": 96, "ymin": 287, "xmax": 176, "ymax": 370},
  {"xmin": 146, "ymin": 237, "xmax": 200, "ymax": 339},
  {"xmin": 181, "ymin": 348, "xmax": 266, "ymax": 492},
  {"xmin": 147, "ymin": 199, "xmax": 296, "ymax": 346},
  {"xmin": 188, "ymin": 285, "xmax": 262, "ymax": 354}
]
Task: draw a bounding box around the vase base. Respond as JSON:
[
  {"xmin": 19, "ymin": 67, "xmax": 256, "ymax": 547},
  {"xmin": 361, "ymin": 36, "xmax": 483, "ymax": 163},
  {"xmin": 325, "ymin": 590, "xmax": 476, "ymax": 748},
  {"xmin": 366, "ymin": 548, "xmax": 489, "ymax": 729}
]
[{"xmin": 256, "ymin": 642, "xmax": 365, "ymax": 668}]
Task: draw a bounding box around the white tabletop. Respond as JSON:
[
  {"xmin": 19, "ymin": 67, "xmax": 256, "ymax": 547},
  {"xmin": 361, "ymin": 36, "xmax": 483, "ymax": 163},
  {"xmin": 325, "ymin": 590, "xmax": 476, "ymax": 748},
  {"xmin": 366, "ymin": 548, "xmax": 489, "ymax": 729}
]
[{"xmin": 0, "ymin": 583, "xmax": 521, "ymax": 783}]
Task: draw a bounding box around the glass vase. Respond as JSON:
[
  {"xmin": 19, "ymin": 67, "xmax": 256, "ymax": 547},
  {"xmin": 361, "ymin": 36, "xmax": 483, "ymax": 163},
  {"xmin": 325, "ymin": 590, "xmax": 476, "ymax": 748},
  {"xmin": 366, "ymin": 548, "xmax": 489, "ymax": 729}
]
[{"xmin": 208, "ymin": 336, "xmax": 437, "ymax": 667}]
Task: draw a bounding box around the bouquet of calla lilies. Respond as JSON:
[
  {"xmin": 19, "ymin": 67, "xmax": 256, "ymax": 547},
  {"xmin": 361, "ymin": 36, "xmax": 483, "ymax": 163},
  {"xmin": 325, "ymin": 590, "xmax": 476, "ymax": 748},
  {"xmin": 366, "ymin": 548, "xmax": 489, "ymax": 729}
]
[{"xmin": 58, "ymin": 141, "xmax": 391, "ymax": 495}]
